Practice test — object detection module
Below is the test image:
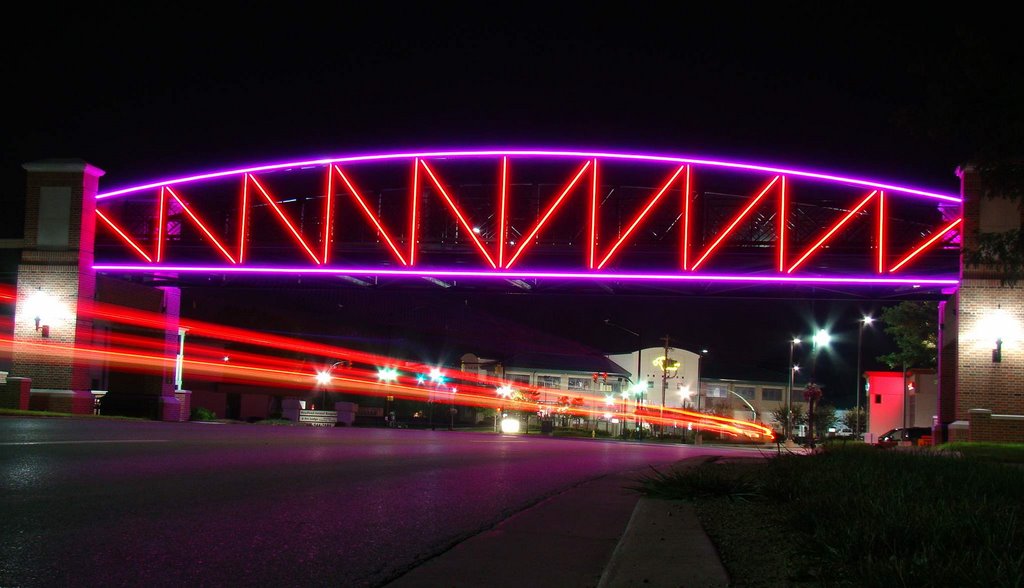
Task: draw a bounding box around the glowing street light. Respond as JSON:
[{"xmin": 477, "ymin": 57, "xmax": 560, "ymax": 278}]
[{"xmin": 855, "ymin": 315, "xmax": 874, "ymax": 437}]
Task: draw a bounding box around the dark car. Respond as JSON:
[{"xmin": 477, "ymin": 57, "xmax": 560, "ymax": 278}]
[{"xmin": 876, "ymin": 427, "xmax": 931, "ymax": 447}]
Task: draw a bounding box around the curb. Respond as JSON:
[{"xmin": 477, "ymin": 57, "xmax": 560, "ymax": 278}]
[{"xmin": 597, "ymin": 497, "xmax": 729, "ymax": 588}]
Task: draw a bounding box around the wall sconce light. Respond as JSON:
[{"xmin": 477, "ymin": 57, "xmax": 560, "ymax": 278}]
[
  {"xmin": 33, "ymin": 316, "xmax": 50, "ymax": 338},
  {"xmin": 993, "ymin": 338, "xmax": 1003, "ymax": 363}
]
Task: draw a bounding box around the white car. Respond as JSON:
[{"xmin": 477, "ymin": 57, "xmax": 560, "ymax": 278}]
[{"xmin": 829, "ymin": 425, "xmax": 854, "ymax": 437}]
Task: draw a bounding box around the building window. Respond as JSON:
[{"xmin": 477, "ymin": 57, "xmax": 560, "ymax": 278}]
[
  {"xmin": 538, "ymin": 375, "xmax": 562, "ymax": 389},
  {"xmin": 508, "ymin": 373, "xmax": 531, "ymax": 386},
  {"xmin": 567, "ymin": 377, "xmax": 591, "ymax": 391},
  {"xmin": 703, "ymin": 383, "xmax": 726, "ymax": 398},
  {"xmin": 761, "ymin": 387, "xmax": 782, "ymax": 401},
  {"xmin": 734, "ymin": 386, "xmax": 755, "ymax": 400},
  {"xmin": 875, "ymin": 394, "xmax": 882, "ymax": 404}
]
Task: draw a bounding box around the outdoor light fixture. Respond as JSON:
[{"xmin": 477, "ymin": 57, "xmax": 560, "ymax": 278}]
[
  {"xmin": 500, "ymin": 418, "xmax": 520, "ymax": 434},
  {"xmin": 24, "ymin": 290, "xmax": 71, "ymax": 338},
  {"xmin": 994, "ymin": 338, "xmax": 1003, "ymax": 363}
]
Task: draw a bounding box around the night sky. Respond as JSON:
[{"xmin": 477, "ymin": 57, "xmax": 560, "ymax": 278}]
[{"xmin": 4, "ymin": 6, "xmax": 1021, "ymax": 408}]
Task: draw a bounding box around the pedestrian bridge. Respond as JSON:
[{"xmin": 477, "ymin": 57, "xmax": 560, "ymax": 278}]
[{"xmin": 92, "ymin": 149, "xmax": 961, "ymax": 296}]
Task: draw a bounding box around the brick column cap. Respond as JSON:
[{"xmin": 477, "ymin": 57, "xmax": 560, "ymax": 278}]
[
  {"xmin": 22, "ymin": 159, "xmax": 105, "ymax": 178},
  {"xmin": 968, "ymin": 408, "xmax": 993, "ymax": 415}
]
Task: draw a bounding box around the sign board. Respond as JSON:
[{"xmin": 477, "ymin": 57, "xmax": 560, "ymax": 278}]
[{"xmin": 298, "ymin": 409, "xmax": 337, "ymax": 427}]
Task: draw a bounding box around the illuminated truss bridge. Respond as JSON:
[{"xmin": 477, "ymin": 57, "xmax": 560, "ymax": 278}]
[
  {"xmin": 0, "ymin": 284, "xmax": 773, "ymax": 439},
  {"xmin": 93, "ymin": 149, "xmax": 961, "ymax": 297}
]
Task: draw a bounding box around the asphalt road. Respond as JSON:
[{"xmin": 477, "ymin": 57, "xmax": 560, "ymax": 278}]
[{"xmin": 1, "ymin": 417, "xmax": 735, "ymax": 587}]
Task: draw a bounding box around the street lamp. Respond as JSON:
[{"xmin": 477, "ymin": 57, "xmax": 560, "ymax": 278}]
[
  {"xmin": 855, "ymin": 315, "xmax": 874, "ymax": 437},
  {"xmin": 604, "ymin": 319, "xmax": 643, "ymax": 437},
  {"xmin": 811, "ymin": 329, "xmax": 831, "ymax": 381},
  {"xmin": 786, "ymin": 338, "xmax": 800, "ymax": 440},
  {"xmin": 314, "ymin": 360, "xmax": 349, "ymax": 410}
]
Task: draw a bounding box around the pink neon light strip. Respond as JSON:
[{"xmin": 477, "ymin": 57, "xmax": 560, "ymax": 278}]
[
  {"xmin": 166, "ymin": 188, "xmax": 237, "ymax": 264},
  {"xmin": 96, "ymin": 149, "xmax": 961, "ymax": 203},
  {"xmin": 682, "ymin": 166, "xmax": 691, "ymax": 270},
  {"xmin": 239, "ymin": 176, "xmax": 249, "ymax": 263},
  {"xmin": 505, "ymin": 161, "xmax": 592, "ymax": 269},
  {"xmin": 877, "ymin": 191, "xmax": 885, "ymax": 273},
  {"xmin": 333, "ymin": 165, "xmax": 408, "ymax": 265},
  {"xmin": 499, "ymin": 157, "xmax": 508, "ymax": 268},
  {"xmin": 778, "ymin": 176, "xmax": 787, "ymax": 272},
  {"xmin": 691, "ymin": 176, "xmax": 781, "ymax": 271},
  {"xmin": 589, "ymin": 159, "xmax": 598, "ymax": 269},
  {"xmin": 156, "ymin": 187, "xmax": 166, "ymax": 263},
  {"xmin": 247, "ymin": 174, "xmax": 322, "ymax": 264},
  {"xmin": 323, "ymin": 166, "xmax": 333, "ymax": 264},
  {"xmin": 91, "ymin": 263, "xmax": 959, "ymax": 286},
  {"xmin": 889, "ymin": 218, "xmax": 963, "ymax": 273},
  {"xmin": 96, "ymin": 210, "xmax": 153, "ymax": 262},
  {"xmin": 410, "ymin": 159, "xmax": 419, "ymax": 266},
  {"xmin": 598, "ymin": 165, "xmax": 685, "ymax": 269},
  {"xmin": 419, "ymin": 160, "xmax": 497, "ymax": 269},
  {"xmin": 787, "ymin": 191, "xmax": 876, "ymax": 273}
]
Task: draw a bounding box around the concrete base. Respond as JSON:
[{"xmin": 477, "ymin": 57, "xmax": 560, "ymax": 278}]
[
  {"xmin": 160, "ymin": 395, "xmax": 184, "ymax": 422},
  {"xmin": 28, "ymin": 389, "xmax": 94, "ymax": 414},
  {"xmin": 1, "ymin": 377, "xmax": 32, "ymax": 410}
]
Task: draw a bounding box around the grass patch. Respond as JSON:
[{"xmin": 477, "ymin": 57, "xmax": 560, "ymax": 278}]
[
  {"xmin": 635, "ymin": 445, "xmax": 1024, "ymax": 586},
  {"xmin": 939, "ymin": 441, "xmax": 1024, "ymax": 463},
  {"xmin": 0, "ymin": 408, "xmax": 146, "ymax": 421}
]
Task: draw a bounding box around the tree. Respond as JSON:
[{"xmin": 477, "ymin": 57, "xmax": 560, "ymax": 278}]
[
  {"xmin": 843, "ymin": 406, "xmax": 867, "ymax": 435},
  {"xmin": 803, "ymin": 383, "xmax": 823, "ymax": 448},
  {"xmin": 813, "ymin": 403, "xmax": 837, "ymax": 435},
  {"xmin": 770, "ymin": 403, "xmax": 806, "ymax": 440},
  {"xmin": 877, "ymin": 301, "xmax": 938, "ymax": 370}
]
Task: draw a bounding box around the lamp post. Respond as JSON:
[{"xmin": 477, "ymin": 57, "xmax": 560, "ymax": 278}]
[
  {"xmin": 786, "ymin": 338, "xmax": 800, "ymax": 440},
  {"xmin": 314, "ymin": 360, "xmax": 349, "ymax": 410},
  {"xmin": 604, "ymin": 319, "xmax": 642, "ymax": 437},
  {"xmin": 808, "ymin": 329, "xmax": 831, "ymax": 444},
  {"xmin": 855, "ymin": 316, "xmax": 873, "ymax": 438},
  {"xmin": 694, "ymin": 348, "xmax": 707, "ymax": 446}
]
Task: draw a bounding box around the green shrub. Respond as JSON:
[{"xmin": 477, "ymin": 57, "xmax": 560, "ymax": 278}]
[{"xmin": 190, "ymin": 406, "xmax": 217, "ymax": 421}]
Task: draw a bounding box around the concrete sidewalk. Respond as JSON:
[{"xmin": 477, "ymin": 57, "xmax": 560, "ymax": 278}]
[{"xmin": 385, "ymin": 457, "xmax": 729, "ymax": 588}]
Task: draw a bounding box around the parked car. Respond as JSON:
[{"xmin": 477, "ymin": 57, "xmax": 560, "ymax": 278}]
[
  {"xmin": 828, "ymin": 425, "xmax": 854, "ymax": 438},
  {"xmin": 876, "ymin": 427, "xmax": 931, "ymax": 447}
]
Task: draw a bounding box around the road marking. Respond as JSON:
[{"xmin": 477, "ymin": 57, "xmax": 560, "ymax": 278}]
[
  {"xmin": 0, "ymin": 439, "xmax": 171, "ymax": 446},
  {"xmin": 469, "ymin": 439, "xmax": 528, "ymax": 443}
]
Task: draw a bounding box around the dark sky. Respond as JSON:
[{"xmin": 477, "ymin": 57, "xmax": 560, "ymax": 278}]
[{"xmin": 4, "ymin": 5, "xmax": 1021, "ymax": 407}]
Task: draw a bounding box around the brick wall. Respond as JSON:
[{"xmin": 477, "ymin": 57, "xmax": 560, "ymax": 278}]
[
  {"xmin": 968, "ymin": 409, "xmax": 1024, "ymax": 442},
  {"xmin": 954, "ymin": 166, "xmax": 1024, "ymax": 439}
]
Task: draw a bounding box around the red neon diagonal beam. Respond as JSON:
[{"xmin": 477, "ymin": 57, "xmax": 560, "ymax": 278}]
[
  {"xmin": 333, "ymin": 165, "xmax": 408, "ymax": 266},
  {"xmin": 691, "ymin": 176, "xmax": 780, "ymax": 271},
  {"xmin": 166, "ymin": 187, "xmax": 237, "ymax": 264},
  {"xmin": 597, "ymin": 165, "xmax": 685, "ymax": 269},
  {"xmin": 504, "ymin": 160, "xmax": 592, "ymax": 269},
  {"xmin": 96, "ymin": 209, "xmax": 153, "ymax": 262},
  {"xmin": 419, "ymin": 160, "xmax": 497, "ymax": 269},
  {"xmin": 889, "ymin": 217, "xmax": 963, "ymax": 273},
  {"xmin": 787, "ymin": 191, "xmax": 876, "ymax": 273},
  {"xmin": 247, "ymin": 174, "xmax": 322, "ymax": 264}
]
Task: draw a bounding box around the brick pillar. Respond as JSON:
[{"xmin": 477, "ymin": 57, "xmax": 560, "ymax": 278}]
[
  {"xmin": 955, "ymin": 165, "xmax": 1024, "ymax": 438},
  {"xmin": 12, "ymin": 160, "xmax": 104, "ymax": 414}
]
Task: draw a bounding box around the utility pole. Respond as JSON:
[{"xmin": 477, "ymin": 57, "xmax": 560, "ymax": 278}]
[{"xmin": 660, "ymin": 334, "xmax": 671, "ymax": 434}]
